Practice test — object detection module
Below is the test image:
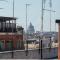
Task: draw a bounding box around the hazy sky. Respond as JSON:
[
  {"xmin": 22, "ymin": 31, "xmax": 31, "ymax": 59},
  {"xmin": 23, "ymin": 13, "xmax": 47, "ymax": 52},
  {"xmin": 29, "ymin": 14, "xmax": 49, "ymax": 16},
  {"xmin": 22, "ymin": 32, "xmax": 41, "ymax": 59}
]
[{"xmin": 0, "ymin": 0, "xmax": 60, "ymax": 32}]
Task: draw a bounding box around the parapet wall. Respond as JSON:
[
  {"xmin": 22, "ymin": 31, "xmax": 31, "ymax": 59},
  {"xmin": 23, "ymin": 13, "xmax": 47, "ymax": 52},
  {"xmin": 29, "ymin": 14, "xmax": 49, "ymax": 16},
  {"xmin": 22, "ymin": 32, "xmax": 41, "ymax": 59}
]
[{"xmin": 0, "ymin": 48, "xmax": 57, "ymax": 59}]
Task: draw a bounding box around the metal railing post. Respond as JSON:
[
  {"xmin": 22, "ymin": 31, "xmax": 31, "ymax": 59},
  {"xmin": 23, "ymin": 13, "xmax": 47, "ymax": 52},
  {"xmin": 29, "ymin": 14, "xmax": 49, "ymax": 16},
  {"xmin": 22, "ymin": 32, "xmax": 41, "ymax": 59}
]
[{"xmin": 41, "ymin": 40, "xmax": 43, "ymax": 59}]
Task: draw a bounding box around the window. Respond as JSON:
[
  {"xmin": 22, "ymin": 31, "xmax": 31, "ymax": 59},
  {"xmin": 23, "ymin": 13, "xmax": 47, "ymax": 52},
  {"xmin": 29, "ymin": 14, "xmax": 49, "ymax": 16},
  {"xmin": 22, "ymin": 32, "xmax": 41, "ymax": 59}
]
[
  {"xmin": 16, "ymin": 40, "xmax": 20, "ymax": 49},
  {"xmin": 0, "ymin": 40, "xmax": 5, "ymax": 50},
  {"xmin": 6, "ymin": 40, "xmax": 13, "ymax": 50}
]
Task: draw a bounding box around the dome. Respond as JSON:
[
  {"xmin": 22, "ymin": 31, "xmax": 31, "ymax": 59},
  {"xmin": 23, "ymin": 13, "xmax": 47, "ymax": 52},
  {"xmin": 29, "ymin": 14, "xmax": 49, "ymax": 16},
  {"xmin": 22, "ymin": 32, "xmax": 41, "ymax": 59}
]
[{"xmin": 27, "ymin": 22, "xmax": 35, "ymax": 34}]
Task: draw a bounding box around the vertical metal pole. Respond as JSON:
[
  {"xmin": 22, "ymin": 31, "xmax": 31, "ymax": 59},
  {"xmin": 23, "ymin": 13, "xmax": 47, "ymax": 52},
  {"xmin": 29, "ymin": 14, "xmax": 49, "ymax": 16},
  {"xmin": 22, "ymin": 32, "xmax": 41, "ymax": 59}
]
[
  {"xmin": 50, "ymin": 0, "xmax": 52, "ymax": 32},
  {"xmin": 50, "ymin": 7, "xmax": 51, "ymax": 32},
  {"xmin": 49, "ymin": 0, "xmax": 52, "ymax": 49},
  {"xmin": 25, "ymin": 4, "xmax": 30, "ymax": 56},
  {"xmin": 41, "ymin": 40, "xmax": 42, "ymax": 59},
  {"xmin": 26, "ymin": 4, "xmax": 27, "ymax": 40},
  {"xmin": 25, "ymin": 4, "xmax": 28, "ymax": 56},
  {"xmin": 41, "ymin": 0, "xmax": 44, "ymax": 59},
  {"xmin": 11, "ymin": 0, "xmax": 14, "ymax": 58},
  {"xmin": 13, "ymin": 0, "xmax": 14, "ymax": 17},
  {"xmin": 41, "ymin": 0, "xmax": 44, "ymax": 32},
  {"xmin": 54, "ymin": 12, "xmax": 56, "ymax": 32}
]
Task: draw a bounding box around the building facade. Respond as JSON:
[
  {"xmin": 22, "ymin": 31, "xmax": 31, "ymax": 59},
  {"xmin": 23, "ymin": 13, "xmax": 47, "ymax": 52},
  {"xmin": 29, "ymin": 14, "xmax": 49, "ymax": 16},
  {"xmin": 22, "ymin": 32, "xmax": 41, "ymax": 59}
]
[
  {"xmin": 56, "ymin": 20, "xmax": 60, "ymax": 59},
  {"xmin": 0, "ymin": 16, "xmax": 24, "ymax": 51}
]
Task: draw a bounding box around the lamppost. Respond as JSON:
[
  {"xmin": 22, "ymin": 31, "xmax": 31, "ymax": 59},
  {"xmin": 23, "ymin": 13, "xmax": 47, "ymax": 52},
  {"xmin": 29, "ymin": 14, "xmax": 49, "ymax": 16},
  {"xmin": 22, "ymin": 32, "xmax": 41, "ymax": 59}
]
[
  {"xmin": 40, "ymin": 0, "xmax": 44, "ymax": 59},
  {"xmin": 11, "ymin": 0, "xmax": 15, "ymax": 58},
  {"xmin": 25, "ymin": 4, "xmax": 31, "ymax": 56}
]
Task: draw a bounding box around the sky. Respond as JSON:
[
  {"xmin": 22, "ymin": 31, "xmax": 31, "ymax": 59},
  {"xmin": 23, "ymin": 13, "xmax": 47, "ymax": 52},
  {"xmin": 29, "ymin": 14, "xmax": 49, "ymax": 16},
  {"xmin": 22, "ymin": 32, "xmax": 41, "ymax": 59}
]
[{"xmin": 0, "ymin": 0, "xmax": 60, "ymax": 32}]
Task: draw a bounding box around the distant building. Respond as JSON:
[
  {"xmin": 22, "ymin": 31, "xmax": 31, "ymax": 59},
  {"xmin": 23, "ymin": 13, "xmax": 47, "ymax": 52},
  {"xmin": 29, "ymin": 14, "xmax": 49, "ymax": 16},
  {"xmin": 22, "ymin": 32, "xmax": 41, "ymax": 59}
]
[
  {"xmin": 17, "ymin": 26, "xmax": 24, "ymax": 35},
  {"xmin": 27, "ymin": 22, "xmax": 35, "ymax": 34},
  {"xmin": 34, "ymin": 31, "xmax": 58, "ymax": 48}
]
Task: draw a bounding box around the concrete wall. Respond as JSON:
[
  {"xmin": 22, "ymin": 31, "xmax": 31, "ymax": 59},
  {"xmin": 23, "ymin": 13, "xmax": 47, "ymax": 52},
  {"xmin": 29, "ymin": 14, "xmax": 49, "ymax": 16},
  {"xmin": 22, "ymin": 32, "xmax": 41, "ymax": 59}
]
[{"xmin": 0, "ymin": 48, "xmax": 57, "ymax": 59}]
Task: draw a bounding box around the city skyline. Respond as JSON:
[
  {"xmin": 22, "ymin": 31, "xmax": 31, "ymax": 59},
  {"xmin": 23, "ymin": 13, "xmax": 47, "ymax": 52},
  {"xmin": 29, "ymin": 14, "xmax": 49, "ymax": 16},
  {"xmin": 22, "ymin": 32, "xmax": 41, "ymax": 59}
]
[{"xmin": 0, "ymin": 0, "xmax": 59, "ymax": 32}]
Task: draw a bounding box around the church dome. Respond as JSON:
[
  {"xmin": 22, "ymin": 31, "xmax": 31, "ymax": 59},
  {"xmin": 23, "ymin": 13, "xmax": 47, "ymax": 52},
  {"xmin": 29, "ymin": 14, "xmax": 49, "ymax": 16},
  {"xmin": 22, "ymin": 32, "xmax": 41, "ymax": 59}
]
[{"xmin": 27, "ymin": 22, "xmax": 35, "ymax": 34}]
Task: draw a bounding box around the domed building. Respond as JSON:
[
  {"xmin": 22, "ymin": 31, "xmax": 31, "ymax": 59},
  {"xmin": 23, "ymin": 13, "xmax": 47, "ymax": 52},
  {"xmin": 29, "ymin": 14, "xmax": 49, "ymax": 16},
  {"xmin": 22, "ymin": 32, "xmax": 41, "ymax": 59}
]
[{"xmin": 27, "ymin": 22, "xmax": 35, "ymax": 34}]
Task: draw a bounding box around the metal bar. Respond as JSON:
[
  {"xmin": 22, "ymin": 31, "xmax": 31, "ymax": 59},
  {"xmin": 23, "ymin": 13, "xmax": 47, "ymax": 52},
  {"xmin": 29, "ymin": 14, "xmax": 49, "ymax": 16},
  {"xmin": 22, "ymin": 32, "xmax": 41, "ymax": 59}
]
[
  {"xmin": 49, "ymin": 0, "xmax": 52, "ymax": 49},
  {"xmin": 43, "ymin": 9, "xmax": 56, "ymax": 12},
  {"xmin": 41, "ymin": 40, "xmax": 43, "ymax": 59},
  {"xmin": 41, "ymin": 0, "xmax": 43, "ymax": 59},
  {"xmin": 54, "ymin": 12, "xmax": 56, "ymax": 31},
  {"xmin": 25, "ymin": 4, "xmax": 31, "ymax": 56},
  {"xmin": 13, "ymin": 0, "xmax": 14, "ymax": 17},
  {"xmin": 26, "ymin": 41, "xmax": 28, "ymax": 56},
  {"xmin": 41, "ymin": 0, "xmax": 44, "ymax": 32},
  {"xmin": 50, "ymin": 8, "xmax": 51, "ymax": 32},
  {"xmin": 25, "ymin": 4, "xmax": 28, "ymax": 56},
  {"xmin": 11, "ymin": 0, "xmax": 14, "ymax": 58},
  {"xmin": 49, "ymin": 0, "xmax": 52, "ymax": 56},
  {"xmin": 49, "ymin": 37, "xmax": 51, "ymax": 52}
]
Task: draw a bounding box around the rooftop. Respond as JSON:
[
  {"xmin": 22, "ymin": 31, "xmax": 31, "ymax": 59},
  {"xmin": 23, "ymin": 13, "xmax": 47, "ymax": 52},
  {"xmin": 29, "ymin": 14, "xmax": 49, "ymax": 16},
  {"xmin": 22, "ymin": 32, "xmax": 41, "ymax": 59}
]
[
  {"xmin": 0, "ymin": 16, "xmax": 16, "ymax": 22},
  {"xmin": 56, "ymin": 19, "xmax": 60, "ymax": 23}
]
